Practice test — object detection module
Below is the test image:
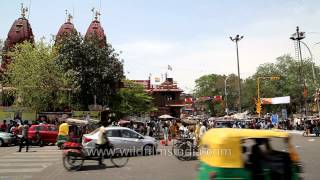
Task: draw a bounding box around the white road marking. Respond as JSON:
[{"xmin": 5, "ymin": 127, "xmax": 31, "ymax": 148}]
[
  {"xmin": 0, "ymin": 163, "xmax": 51, "ymax": 167},
  {"xmin": 0, "ymin": 158, "xmax": 59, "ymax": 162},
  {"xmin": 0, "ymin": 168, "xmax": 45, "ymax": 173},
  {"xmin": 0, "ymin": 147, "xmax": 62, "ymax": 179},
  {"xmin": 2, "ymin": 155, "xmax": 60, "ymax": 158},
  {"xmin": 308, "ymin": 139, "xmax": 315, "ymax": 142}
]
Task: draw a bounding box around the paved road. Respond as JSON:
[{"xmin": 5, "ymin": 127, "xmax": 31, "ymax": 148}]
[{"xmin": 0, "ymin": 134, "xmax": 319, "ymax": 180}]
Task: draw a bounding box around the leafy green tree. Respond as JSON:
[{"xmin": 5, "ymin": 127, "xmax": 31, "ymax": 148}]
[
  {"xmin": 4, "ymin": 41, "xmax": 71, "ymax": 111},
  {"xmin": 193, "ymin": 74, "xmax": 240, "ymax": 115},
  {"xmin": 112, "ymin": 80, "xmax": 155, "ymax": 118},
  {"xmin": 242, "ymin": 55, "xmax": 320, "ymax": 114},
  {"xmin": 0, "ymin": 39, "xmax": 3, "ymax": 63},
  {"xmin": 57, "ymin": 33, "xmax": 124, "ymax": 110}
]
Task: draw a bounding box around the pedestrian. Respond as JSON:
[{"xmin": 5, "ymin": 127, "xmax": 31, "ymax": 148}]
[
  {"xmin": 199, "ymin": 121, "xmax": 207, "ymax": 138},
  {"xmin": 162, "ymin": 123, "xmax": 169, "ymax": 146},
  {"xmin": 145, "ymin": 123, "xmax": 150, "ymax": 136},
  {"xmin": 0, "ymin": 120, "xmax": 7, "ymax": 132},
  {"xmin": 18, "ymin": 120, "xmax": 30, "ymax": 152}
]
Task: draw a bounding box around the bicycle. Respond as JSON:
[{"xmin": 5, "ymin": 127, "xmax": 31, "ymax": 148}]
[
  {"xmin": 62, "ymin": 142, "xmax": 129, "ymax": 171},
  {"xmin": 172, "ymin": 135, "xmax": 197, "ymax": 161}
]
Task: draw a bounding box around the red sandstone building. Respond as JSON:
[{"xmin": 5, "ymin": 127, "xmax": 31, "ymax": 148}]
[{"xmin": 134, "ymin": 78, "xmax": 185, "ymax": 118}]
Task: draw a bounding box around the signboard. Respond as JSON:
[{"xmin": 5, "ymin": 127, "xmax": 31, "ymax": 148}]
[
  {"xmin": 72, "ymin": 111, "xmax": 101, "ymax": 120},
  {"xmin": 184, "ymin": 97, "xmax": 193, "ymax": 104},
  {"xmin": 0, "ymin": 111, "xmax": 15, "ymax": 121},
  {"xmin": 261, "ymin": 96, "xmax": 290, "ymax": 105},
  {"xmin": 22, "ymin": 112, "xmax": 36, "ymax": 121},
  {"xmin": 281, "ymin": 109, "xmax": 288, "ymax": 120},
  {"xmin": 271, "ymin": 114, "xmax": 279, "ymax": 125}
]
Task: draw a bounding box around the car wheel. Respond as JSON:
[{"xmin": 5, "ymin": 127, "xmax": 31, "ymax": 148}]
[
  {"xmin": 143, "ymin": 144, "xmax": 154, "ymax": 156},
  {"xmin": 0, "ymin": 139, "xmax": 4, "ymax": 147}
]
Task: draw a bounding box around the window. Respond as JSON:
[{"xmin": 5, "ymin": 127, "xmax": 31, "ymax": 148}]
[
  {"xmin": 106, "ymin": 130, "xmax": 121, "ymax": 137},
  {"xmin": 121, "ymin": 130, "xmax": 139, "ymax": 138},
  {"xmin": 48, "ymin": 126, "xmax": 57, "ymax": 131},
  {"xmin": 35, "ymin": 126, "xmax": 45, "ymax": 131}
]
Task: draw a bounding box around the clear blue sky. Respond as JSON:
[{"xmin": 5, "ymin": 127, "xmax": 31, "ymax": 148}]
[{"xmin": 2, "ymin": 0, "xmax": 320, "ymax": 92}]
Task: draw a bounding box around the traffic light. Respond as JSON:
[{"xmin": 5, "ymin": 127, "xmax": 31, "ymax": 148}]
[
  {"xmin": 270, "ymin": 76, "xmax": 280, "ymax": 80},
  {"xmin": 256, "ymin": 99, "xmax": 261, "ymax": 114}
]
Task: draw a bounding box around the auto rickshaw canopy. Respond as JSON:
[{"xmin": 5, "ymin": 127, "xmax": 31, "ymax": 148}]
[{"xmin": 199, "ymin": 128, "xmax": 290, "ymax": 168}]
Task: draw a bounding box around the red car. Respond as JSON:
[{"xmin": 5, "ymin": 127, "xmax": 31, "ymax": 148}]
[{"xmin": 28, "ymin": 124, "xmax": 58, "ymax": 144}]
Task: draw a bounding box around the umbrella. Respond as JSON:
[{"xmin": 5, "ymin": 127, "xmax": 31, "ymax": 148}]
[
  {"xmin": 118, "ymin": 120, "xmax": 131, "ymax": 125},
  {"xmin": 158, "ymin": 114, "xmax": 174, "ymax": 119}
]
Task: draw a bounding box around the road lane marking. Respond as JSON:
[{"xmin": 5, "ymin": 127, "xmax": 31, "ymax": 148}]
[
  {"xmin": 0, "ymin": 158, "xmax": 59, "ymax": 162},
  {"xmin": 0, "ymin": 163, "xmax": 51, "ymax": 167},
  {"xmin": 0, "ymin": 168, "xmax": 45, "ymax": 173},
  {"xmin": 12, "ymin": 152, "xmax": 61, "ymax": 155},
  {"xmin": 0, "ymin": 175, "xmax": 33, "ymax": 179},
  {"xmin": 2, "ymin": 155, "xmax": 60, "ymax": 158}
]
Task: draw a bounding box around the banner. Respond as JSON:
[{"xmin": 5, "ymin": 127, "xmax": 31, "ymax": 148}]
[
  {"xmin": 22, "ymin": 112, "xmax": 36, "ymax": 121},
  {"xmin": 261, "ymin": 96, "xmax": 290, "ymax": 105},
  {"xmin": 72, "ymin": 111, "xmax": 101, "ymax": 120},
  {"xmin": 0, "ymin": 111, "xmax": 15, "ymax": 121}
]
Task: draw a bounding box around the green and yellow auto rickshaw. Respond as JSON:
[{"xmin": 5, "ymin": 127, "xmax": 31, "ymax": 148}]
[{"xmin": 198, "ymin": 128, "xmax": 302, "ymax": 180}]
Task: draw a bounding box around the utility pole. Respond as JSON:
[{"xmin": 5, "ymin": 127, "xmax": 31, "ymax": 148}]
[
  {"xmin": 230, "ymin": 35, "xmax": 244, "ymax": 113},
  {"xmin": 224, "ymin": 76, "xmax": 230, "ymax": 115},
  {"xmin": 290, "ymin": 26, "xmax": 306, "ymax": 117}
]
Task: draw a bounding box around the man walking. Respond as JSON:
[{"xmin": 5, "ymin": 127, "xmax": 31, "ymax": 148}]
[
  {"xmin": 0, "ymin": 120, "xmax": 7, "ymax": 132},
  {"xmin": 18, "ymin": 120, "xmax": 30, "ymax": 152}
]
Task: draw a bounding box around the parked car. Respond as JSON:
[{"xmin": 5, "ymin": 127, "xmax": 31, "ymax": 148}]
[
  {"xmin": 82, "ymin": 127, "xmax": 158, "ymax": 155},
  {"xmin": 0, "ymin": 132, "xmax": 15, "ymax": 146},
  {"xmin": 28, "ymin": 124, "xmax": 58, "ymax": 145}
]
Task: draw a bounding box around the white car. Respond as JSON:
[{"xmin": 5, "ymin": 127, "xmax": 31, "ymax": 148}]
[{"xmin": 82, "ymin": 126, "xmax": 158, "ymax": 155}]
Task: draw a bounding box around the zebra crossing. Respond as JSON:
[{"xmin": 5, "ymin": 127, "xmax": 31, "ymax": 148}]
[{"xmin": 0, "ymin": 146, "xmax": 62, "ymax": 180}]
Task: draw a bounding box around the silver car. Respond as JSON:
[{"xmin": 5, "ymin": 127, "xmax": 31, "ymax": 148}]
[
  {"xmin": 82, "ymin": 127, "xmax": 158, "ymax": 155},
  {"xmin": 0, "ymin": 132, "xmax": 15, "ymax": 146}
]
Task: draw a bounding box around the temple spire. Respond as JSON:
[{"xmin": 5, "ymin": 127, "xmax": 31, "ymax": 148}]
[
  {"xmin": 20, "ymin": 3, "xmax": 28, "ymax": 19},
  {"xmin": 65, "ymin": 10, "xmax": 73, "ymax": 23},
  {"xmin": 91, "ymin": 8, "xmax": 101, "ymax": 21}
]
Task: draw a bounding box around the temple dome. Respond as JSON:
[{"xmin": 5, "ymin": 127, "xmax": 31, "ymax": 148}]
[
  {"xmin": 85, "ymin": 19, "xmax": 106, "ymax": 47},
  {"xmin": 3, "ymin": 17, "xmax": 34, "ymax": 51},
  {"xmin": 1, "ymin": 15, "xmax": 34, "ymax": 70},
  {"xmin": 56, "ymin": 14, "xmax": 77, "ymax": 43}
]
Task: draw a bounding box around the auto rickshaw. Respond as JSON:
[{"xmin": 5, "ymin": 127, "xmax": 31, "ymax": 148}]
[
  {"xmin": 198, "ymin": 128, "xmax": 302, "ymax": 180},
  {"xmin": 56, "ymin": 118, "xmax": 99, "ymax": 149}
]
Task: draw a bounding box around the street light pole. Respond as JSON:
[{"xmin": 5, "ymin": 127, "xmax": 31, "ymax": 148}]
[
  {"xmin": 290, "ymin": 26, "xmax": 306, "ymax": 118},
  {"xmin": 230, "ymin": 35, "xmax": 244, "ymax": 113},
  {"xmin": 224, "ymin": 76, "xmax": 230, "ymax": 115}
]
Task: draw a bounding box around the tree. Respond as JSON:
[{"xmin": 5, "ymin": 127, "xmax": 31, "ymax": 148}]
[
  {"xmin": 241, "ymin": 55, "xmax": 320, "ymax": 114},
  {"xmin": 0, "ymin": 39, "xmax": 3, "ymax": 63},
  {"xmin": 193, "ymin": 74, "xmax": 239, "ymax": 115},
  {"xmin": 4, "ymin": 41, "xmax": 71, "ymax": 111},
  {"xmin": 193, "ymin": 55, "xmax": 320, "ymax": 116},
  {"xmin": 57, "ymin": 33, "xmax": 124, "ymax": 110},
  {"xmin": 112, "ymin": 80, "xmax": 155, "ymax": 118}
]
